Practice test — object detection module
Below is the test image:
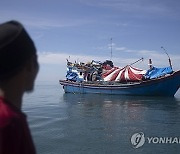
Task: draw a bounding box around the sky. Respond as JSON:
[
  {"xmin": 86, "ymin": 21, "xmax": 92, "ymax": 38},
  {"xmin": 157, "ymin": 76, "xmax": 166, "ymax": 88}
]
[{"xmin": 1, "ymin": 0, "xmax": 180, "ymax": 82}]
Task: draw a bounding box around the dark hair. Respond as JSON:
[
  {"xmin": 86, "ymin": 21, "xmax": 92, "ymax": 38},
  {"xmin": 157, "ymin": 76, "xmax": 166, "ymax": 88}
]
[{"xmin": 0, "ymin": 20, "xmax": 36, "ymax": 80}]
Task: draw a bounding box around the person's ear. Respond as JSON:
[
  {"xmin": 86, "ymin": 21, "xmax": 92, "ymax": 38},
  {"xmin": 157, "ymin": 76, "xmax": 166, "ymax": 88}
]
[{"xmin": 25, "ymin": 55, "xmax": 39, "ymax": 72}]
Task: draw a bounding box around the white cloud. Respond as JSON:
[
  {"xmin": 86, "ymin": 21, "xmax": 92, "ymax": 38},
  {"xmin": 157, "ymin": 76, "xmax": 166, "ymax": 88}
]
[
  {"xmin": 0, "ymin": 10, "xmax": 94, "ymax": 29},
  {"xmin": 78, "ymin": 0, "xmax": 180, "ymax": 18},
  {"xmin": 115, "ymin": 47, "xmax": 127, "ymax": 51},
  {"xmin": 38, "ymin": 50, "xmax": 180, "ymax": 71},
  {"xmin": 24, "ymin": 18, "xmax": 93, "ymax": 29},
  {"xmin": 38, "ymin": 52, "xmax": 108, "ymax": 65}
]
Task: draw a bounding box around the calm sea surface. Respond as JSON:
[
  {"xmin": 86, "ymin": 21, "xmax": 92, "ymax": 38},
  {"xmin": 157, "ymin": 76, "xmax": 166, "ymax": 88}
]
[{"xmin": 23, "ymin": 82, "xmax": 180, "ymax": 154}]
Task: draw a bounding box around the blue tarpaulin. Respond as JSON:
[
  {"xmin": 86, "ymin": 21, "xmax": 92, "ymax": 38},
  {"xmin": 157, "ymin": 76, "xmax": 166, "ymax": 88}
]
[
  {"xmin": 66, "ymin": 66, "xmax": 84, "ymax": 82},
  {"xmin": 66, "ymin": 71, "xmax": 78, "ymax": 81},
  {"xmin": 144, "ymin": 66, "xmax": 173, "ymax": 79}
]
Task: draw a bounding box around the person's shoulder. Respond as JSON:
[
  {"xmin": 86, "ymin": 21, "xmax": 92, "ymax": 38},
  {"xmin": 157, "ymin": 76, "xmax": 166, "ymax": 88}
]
[{"xmin": 0, "ymin": 98, "xmax": 23, "ymax": 128}]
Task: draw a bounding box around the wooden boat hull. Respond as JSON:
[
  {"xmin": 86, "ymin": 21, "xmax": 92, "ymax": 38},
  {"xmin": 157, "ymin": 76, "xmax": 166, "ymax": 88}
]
[{"xmin": 59, "ymin": 70, "xmax": 180, "ymax": 97}]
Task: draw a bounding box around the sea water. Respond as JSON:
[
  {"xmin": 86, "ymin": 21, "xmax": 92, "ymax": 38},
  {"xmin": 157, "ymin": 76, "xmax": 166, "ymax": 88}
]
[{"xmin": 23, "ymin": 81, "xmax": 180, "ymax": 154}]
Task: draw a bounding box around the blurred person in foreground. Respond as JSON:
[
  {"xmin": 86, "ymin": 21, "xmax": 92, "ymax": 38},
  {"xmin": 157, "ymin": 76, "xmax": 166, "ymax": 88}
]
[{"xmin": 0, "ymin": 20, "xmax": 39, "ymax": 154}]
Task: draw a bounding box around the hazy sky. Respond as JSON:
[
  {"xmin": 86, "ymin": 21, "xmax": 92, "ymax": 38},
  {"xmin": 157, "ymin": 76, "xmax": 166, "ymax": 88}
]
[{"xmin": 1, "ymin": 0, "xmax": 180, "ymax": 81}]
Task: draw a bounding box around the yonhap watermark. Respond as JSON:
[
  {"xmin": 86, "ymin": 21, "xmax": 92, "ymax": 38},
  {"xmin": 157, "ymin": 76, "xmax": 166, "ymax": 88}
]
[
  {"xmin": 131, "ymin": 132, "xmax": 145, "ymax": 148},
  {"xmin": 131, "ymin": 132, "xmax": 180, "ymax": 148}
]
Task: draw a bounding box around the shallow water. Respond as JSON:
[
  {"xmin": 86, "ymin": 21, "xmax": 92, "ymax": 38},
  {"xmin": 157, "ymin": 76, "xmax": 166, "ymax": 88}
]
[{"xmin": 23, "ymin": 82, "xmax": 180, "ymax": 154}]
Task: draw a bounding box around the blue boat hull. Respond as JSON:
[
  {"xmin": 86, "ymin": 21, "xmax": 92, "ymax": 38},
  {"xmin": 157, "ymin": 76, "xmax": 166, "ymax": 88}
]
[{"xmin": 59, "ymin": 71, "xmax": 180, "ymax": 97}]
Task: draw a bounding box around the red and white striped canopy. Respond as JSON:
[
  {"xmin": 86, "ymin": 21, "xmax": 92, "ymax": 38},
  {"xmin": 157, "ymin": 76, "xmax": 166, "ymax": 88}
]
[{"xmin": 102, "ymin": 65, "xmax": 146, "ymax": 82}]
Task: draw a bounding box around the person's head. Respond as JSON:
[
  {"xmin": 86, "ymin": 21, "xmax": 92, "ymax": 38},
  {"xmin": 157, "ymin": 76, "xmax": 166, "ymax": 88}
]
[{"xmin": 0, "ymin": 20, "xmax": 39, "ymax": 92}]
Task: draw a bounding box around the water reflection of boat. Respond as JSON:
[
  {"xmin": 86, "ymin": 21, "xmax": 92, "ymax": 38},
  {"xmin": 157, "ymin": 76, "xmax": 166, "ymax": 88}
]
[
  {"xmin": 62, "ymin": 93, "xmax": 179, "ymax": 109},
  {"xmin": 59, "ymin": 59, "xmax": 180, "ymax": 97}
]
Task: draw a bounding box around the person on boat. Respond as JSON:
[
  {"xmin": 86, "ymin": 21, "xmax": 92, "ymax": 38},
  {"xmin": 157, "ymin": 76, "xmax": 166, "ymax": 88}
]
[{"xmin": 0, "ymin": 20, "xmax": 39, "ymax": 154}]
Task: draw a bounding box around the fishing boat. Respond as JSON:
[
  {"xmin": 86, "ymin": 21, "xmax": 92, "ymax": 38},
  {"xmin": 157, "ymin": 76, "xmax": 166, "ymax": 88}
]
[{"xmin": 59, "ymin": 57, "xmax": 180, "ymax": 97}]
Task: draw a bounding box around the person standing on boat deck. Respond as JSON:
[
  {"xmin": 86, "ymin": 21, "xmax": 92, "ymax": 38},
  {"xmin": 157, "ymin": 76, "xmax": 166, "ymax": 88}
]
[{"xmin": 0, "ymin": 20, "xmax": 39, "ymax": 154}]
